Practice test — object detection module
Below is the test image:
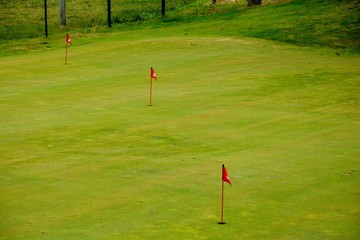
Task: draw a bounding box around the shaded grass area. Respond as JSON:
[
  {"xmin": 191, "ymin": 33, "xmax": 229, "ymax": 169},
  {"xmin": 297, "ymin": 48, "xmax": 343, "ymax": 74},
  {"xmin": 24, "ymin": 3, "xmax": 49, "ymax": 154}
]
[
  {"xmin": 0, "ymin": 0, "xmax": 359, "ymax": 53},
  {"xmin": 0, "ymin": 0, "xmax": 196, "ymax": 39},
  {"xmin": 164, "ymin": 0, "xmax": 360, "ymax": 50},
  {"xmin": 237, "ymin": 0, "xmax": 360, "ymax": 49},
  {"xmin": 0, "ymin": 32, "xmax": 359, "ymax": 239}
]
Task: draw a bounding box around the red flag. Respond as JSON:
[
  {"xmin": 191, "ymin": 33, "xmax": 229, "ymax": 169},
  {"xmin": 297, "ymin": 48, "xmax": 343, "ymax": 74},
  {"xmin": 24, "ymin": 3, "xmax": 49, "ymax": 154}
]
[
  {"xmin": 66, "ymin": 34, "xmax": 72, "ymax": 45},
  {"xmin": 151, "ymin": 67, "xmax": 157, "ymax": 80},
  {"xmin": 222, "ymin": 165, "xmax": 232, "ymax": 186}
]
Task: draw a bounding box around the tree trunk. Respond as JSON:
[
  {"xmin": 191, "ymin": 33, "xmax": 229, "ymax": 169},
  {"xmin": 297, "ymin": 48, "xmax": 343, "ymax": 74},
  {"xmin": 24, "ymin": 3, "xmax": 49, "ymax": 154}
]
[
  {"xmin": 248, "ymin": 0, "xmax": 261, "ymax": 6},
  {"xmin": 59, "ymin": 0, "xmax": 66, "ymax": 26}
]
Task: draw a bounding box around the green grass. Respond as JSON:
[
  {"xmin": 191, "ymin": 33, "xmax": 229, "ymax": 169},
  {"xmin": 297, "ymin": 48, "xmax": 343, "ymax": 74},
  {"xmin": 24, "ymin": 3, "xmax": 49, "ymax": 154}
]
[
  {"xmin": 0, "ymin": 0, "xmax": 197, "ymax": 39},
  {"xmin": 1, "ymin": 23, "xmax": 359, "ymax": 239},
  {"xmin": 164, "ymin": 0, "xmax": 360, "ymax": 50},
  {"xmin": 1, "ymin": 0, "xmax": 359, "ymax": 239},
  {"xmin": 1, "ymin": 0, "xmax": 359, "ymax": 52}
]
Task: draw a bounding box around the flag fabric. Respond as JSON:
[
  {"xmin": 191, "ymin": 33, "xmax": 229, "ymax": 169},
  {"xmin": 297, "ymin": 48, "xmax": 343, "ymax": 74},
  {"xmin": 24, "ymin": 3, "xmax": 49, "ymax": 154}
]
[
  {"xmin": 66, "ymin": 34, "xmax": 72, "ymax": 45},
  {"xmin": 222, "ymin": 165, "xmax": 232, "ymax": 186},
  {"xmin": 151, "ymin": 67, "xmax": 157, "ymax": 80}
]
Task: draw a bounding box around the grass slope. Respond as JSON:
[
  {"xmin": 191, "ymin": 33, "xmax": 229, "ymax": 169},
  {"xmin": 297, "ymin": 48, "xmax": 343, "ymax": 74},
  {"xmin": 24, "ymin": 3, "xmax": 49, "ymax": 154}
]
[
  {"xmin": 0, "ymin": 0, "xmax": 359, "ymax": 53},
  {"xmin": 165, "ymin": 0, "xmax": 360, "ymax": 50},
  {"xmin": 0, "ymin": 0, "xmax": 196, "ymax": 39},
  {"xmin": 0, "ymin": 24, "xmax": 359, "ymax": 239}
]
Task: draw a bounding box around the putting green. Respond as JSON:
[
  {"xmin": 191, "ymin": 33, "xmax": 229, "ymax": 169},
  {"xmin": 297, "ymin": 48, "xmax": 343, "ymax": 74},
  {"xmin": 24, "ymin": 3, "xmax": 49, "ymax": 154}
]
[{"xmin": 0, "ymin": 29, "xmax": 359, "ymax": 239}]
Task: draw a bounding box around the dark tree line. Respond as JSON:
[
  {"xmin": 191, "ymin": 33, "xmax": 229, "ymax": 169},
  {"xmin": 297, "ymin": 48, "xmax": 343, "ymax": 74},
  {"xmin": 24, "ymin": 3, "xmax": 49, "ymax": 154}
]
[
  {"xmin": 247, "ymin": 0, "xmax": 262, "ymax": 6},
  {"xmin": 57, "ymin": 0, "xmax": 262, "ymax": 30},
  {"xmin": 212, "ymin": 0, "xmax": 261, "ymax": 6}
]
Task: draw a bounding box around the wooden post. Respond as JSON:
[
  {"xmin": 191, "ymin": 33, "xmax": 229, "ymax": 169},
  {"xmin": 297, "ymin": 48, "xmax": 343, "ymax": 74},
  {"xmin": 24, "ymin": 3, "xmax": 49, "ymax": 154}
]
[
  {"xmin": 44, "ymin": 0, "xmax": 48, "ymax": 38},
  {"xmin": 107, "ymin": 0, "xmax": 112, "ymax": 27},
  {"xmin": 161, "ymin": 0, "xmax": 165, "ymax": 18},
  {"xmin": 59, "ymin": 0, "xmax": 66, "ymax": 27}
]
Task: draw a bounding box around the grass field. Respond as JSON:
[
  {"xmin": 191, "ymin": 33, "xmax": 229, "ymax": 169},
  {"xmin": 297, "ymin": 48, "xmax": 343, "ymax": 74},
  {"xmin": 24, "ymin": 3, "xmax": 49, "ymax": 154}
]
[
  {"xmin": 0, "ymin": 0, "xmax": 197, "ymax": 39},
  {"xmin": 1, "ymin": 0, "xmax": 360, "ymax": 239},
  {"xmin": 1, "ymin": 0, "xmax": 359, "ymax": 51},
  {"xmin": 1, "ymin": 25, "xmax": 359, "ymax": 239}
]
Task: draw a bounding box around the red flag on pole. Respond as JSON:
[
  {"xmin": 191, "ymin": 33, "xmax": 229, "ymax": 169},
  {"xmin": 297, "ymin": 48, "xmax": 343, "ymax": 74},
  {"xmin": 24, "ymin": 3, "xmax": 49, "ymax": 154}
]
[
  {"xmin": 149, "ymin": 67, "xmax": 157, "ymax": 106},
  {"xmin": 66, "ymin": 34, "xmax": 72, "ymax": 45},
  {"xmin": 222, "ymin": 165, "xmax": 232, "ymax": 186},
  {"xmin": 220, "ymin": 164, "xmax": 231, "ymax": 224},
  {"xmin": 65, "ymin": 34, "xmax": 72, "ymax": 64},
  {"xmin": 151, "ymin": 67, "xmax": 157, "ymax": 80}
]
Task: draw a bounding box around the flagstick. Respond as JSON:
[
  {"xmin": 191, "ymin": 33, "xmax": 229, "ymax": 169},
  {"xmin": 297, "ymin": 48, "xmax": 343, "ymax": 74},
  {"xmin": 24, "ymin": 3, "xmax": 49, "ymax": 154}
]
[
  {"xmin": 220, "ymin": 164, "xmax": 226, "ymax": 224},
  {"xmin": 65, "ymin": 41, "xmax": 68, "ymax": 65},
  {"xmin": 220, "ymin": 179, "xmax": 225, "ymax": 224},
  {"xmin": 149, "ymin": 76, "xmax": 153, "ymax": 106}
]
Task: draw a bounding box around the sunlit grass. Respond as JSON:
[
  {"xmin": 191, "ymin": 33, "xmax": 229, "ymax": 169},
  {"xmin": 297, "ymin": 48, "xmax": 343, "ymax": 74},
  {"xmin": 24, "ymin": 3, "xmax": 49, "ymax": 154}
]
[{"xmin": 0, "ymin": 29, "xmax": 359, "ymax": 239}]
